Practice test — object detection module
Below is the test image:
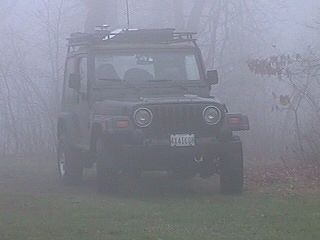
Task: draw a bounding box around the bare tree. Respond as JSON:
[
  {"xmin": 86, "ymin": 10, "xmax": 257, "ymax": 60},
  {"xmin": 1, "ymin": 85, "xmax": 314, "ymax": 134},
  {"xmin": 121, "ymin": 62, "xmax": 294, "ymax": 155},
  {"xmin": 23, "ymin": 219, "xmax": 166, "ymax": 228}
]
[{"xmin": 248, "ymin": 51, "xmax": 320, "ymax": 166}]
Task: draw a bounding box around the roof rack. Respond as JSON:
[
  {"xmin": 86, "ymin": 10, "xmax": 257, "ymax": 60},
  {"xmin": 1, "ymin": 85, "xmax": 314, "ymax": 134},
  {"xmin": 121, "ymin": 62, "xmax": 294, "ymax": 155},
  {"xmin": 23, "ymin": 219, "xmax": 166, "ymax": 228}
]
[{"xmin": 67, "ymin": 28, "xmax": 197, "ymax": 48}]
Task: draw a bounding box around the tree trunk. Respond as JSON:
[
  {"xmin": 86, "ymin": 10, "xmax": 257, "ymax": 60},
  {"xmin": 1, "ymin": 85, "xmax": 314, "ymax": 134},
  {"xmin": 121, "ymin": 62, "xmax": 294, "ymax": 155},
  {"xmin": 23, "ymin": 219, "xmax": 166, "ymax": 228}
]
[
  {"xmin": 84, "ymin": 0, "xmax": 118, "ymax": 32},
  {"xmin": 173, "ymin": 0, "xmax": 185, "ymax": 30},
  {"xmin": 187, "ymin": 0, "xmax": 206, "ymax": 31}
]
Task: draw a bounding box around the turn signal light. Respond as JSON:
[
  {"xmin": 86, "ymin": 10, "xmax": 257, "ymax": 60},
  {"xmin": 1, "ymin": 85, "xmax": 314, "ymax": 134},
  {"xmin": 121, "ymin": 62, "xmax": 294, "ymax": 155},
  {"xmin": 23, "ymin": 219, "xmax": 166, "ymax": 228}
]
[
  {"xmin": 228, "ymin": 117, "xmax": 242, "ymax": 125},
  {"xmin": 116, "ymin": 120, "xmax": 129, "ymax": 129},
  {"xmin": 226, "ymin": 114, "xmax": 250, "ymax": 131}
]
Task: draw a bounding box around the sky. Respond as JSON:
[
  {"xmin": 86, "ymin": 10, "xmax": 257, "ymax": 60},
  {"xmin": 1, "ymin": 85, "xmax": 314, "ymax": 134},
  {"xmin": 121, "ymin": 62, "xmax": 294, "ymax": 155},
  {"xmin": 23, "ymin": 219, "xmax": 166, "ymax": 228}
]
[{"xmin": 274, "ymin": 0, "xmax": 319, "ymax": 51}]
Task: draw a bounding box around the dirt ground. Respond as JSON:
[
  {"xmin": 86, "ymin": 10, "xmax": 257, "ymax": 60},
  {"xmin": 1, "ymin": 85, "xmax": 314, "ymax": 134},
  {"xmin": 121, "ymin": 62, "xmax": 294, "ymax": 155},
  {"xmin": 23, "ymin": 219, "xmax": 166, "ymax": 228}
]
[{"xmin": 0, "ymin": 153, "xmax": 319, "ymax": 199}]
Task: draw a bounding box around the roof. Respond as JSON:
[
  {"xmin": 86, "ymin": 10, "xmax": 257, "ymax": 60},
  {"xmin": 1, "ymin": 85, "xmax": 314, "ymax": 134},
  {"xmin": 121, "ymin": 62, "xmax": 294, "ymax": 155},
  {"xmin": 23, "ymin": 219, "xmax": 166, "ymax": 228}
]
[{"xmin": 67, "ymin": 28, "xmax": 197, "ymax": 49}]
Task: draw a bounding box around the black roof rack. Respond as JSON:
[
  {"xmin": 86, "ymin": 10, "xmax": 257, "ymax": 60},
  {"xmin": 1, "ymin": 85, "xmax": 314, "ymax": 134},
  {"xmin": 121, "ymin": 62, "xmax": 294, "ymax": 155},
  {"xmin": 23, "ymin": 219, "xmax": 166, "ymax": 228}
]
[{"xmin": 67, "ymin": 28, "xmax": 197, "ymax": 47}]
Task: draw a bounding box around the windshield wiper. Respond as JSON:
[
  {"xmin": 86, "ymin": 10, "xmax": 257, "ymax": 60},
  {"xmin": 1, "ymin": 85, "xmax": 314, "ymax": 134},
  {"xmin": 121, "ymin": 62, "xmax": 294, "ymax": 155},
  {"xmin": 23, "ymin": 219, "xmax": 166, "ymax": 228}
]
[
  {"xmin": 148, "ymin": 79, "xmax": 173, "ymax": 83},
  {"xmin": 98, "ymin": 78, "xmax": 121, "ymax": 82}
]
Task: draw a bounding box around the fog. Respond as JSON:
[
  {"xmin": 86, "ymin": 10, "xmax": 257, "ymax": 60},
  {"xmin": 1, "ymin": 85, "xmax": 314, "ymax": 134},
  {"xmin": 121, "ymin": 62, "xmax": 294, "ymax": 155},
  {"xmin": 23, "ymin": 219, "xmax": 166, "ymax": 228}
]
[
  {"xmin": 1, "ymin": 0, "xmax": 320, "ymax": 239},
  {"xmin": 0, "ymin": 0, "xmax": 320, "ymax": 167},
  {"xmin": 0, "ymin": 0, "xmax": 320, "ymax": 165}
]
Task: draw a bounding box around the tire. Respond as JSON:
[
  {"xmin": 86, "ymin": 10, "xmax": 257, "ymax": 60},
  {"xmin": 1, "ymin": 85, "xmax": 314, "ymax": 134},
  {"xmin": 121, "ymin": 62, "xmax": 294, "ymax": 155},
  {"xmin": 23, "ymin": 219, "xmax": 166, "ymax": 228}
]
[
  {"xmin": 171, "ymin": 170, "xmax": 196, "ymax": 181},
  {"xmin": 57, "ymin": 135, "xmax": 83, "ymax": 185},
  {"xmin": 220, "ymin": 139, "xmax": 244, "ymax": 195},
  {"xmin": 96, "ymin": 138, "xmax": 120, "ymax": 193}
]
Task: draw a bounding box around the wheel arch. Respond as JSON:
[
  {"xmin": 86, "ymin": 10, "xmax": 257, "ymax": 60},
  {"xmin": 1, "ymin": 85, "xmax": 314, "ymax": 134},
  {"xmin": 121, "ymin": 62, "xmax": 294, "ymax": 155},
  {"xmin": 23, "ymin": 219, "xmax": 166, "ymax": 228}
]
[{"xmin": 57, "ymin": 113, "xmax": 77, "ymax": 146}]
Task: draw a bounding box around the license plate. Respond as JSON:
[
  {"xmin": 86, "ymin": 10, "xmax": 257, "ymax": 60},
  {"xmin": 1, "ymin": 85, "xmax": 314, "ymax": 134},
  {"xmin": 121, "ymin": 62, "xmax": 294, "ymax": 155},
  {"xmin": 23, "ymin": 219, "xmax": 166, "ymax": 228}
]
[{"xmin": 170, "ymin": 134, "xmax": 195, "ymax": 147}]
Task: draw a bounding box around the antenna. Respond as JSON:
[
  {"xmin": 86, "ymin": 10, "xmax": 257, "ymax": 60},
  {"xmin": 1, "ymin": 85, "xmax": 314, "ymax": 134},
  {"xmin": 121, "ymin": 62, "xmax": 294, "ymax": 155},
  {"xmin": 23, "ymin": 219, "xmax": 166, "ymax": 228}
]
[{"xmin": 126, "ymin": 0, "xmax": 130, "ymax": 29}]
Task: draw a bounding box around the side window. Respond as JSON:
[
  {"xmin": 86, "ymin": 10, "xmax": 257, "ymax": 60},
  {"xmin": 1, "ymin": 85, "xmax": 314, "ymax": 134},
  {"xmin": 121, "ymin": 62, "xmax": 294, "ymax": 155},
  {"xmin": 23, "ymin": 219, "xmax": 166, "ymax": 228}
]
[
  {"xmin": 185, "ymin": 55, "xmax": 200, "ymax": 81},
  {"xmin": 79, "ymin": 58, "xmax": 88, "ymax": 93}
]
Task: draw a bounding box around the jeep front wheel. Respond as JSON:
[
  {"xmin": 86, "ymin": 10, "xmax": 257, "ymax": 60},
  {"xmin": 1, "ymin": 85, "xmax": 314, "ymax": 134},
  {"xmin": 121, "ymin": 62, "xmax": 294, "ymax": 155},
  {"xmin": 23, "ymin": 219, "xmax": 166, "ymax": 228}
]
[
  {"xmin": 57, "ymin": 135, "xmax": 83, "ymax": 185},
  {"xmin": 96, "ymin": 138, "xmax": 120, "ymax": 193},
  {"xmin": 220, "ymin": 139, "xmax": 244, "ymax": 195}
]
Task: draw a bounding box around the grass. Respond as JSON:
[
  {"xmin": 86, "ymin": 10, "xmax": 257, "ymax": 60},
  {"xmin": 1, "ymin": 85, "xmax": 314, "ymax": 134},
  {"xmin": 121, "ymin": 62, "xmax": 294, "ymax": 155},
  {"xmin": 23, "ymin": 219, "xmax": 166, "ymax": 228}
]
[{"xmin": 0, "ymin": 155, "xmax": 319, "ymax": 240}]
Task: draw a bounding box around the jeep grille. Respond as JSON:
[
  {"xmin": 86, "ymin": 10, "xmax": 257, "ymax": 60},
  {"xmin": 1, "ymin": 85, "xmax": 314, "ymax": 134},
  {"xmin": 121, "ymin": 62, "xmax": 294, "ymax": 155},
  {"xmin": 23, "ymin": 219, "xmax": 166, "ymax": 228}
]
[{"xmin": 142, "ymin": 104, "xmax": 220, "ymax": 136}]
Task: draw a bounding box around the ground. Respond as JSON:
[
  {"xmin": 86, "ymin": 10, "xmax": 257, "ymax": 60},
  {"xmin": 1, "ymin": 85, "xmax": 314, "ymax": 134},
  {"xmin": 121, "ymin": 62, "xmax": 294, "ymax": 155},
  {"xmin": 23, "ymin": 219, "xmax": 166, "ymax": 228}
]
[{"xmin": 0, "ymin": 155, "xmax": 319, "ymax": 240}]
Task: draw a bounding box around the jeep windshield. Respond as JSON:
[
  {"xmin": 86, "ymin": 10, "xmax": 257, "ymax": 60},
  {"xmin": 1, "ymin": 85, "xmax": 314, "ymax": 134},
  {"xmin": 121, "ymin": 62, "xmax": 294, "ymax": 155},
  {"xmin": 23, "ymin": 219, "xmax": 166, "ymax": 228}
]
[{"xmin": 94, "ymin": 50, "xmax": 202, "ymax": 85}]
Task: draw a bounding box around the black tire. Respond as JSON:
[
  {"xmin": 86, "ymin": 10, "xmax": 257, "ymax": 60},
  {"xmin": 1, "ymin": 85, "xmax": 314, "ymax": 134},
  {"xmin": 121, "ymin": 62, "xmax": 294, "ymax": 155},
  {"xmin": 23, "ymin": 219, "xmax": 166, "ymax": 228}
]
[
  {"xmin": 57, "ymin": 135, "xmax": 83, "ymax": 185},
  {"xmin": 96, "ymin": 138, "xmax": 120, "ymax": 193},
  {"xmin": 171, "ymin": 170, "xmax": 196, "ymax": 181},
  {"xmin": 220, "ymin": 140, "xmax": 244, "ymax": 195}
]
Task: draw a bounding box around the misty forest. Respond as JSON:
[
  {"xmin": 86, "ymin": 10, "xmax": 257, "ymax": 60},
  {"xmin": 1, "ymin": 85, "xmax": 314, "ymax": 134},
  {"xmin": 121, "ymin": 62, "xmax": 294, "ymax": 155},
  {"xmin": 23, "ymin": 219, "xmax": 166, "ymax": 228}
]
[
  {"xmin": 1, "ymin": 0, "xmax": 319, "ymax": 165},
  {"xmin": 0, "ymin": 0, "xmax": 320, "ymax": 240}
]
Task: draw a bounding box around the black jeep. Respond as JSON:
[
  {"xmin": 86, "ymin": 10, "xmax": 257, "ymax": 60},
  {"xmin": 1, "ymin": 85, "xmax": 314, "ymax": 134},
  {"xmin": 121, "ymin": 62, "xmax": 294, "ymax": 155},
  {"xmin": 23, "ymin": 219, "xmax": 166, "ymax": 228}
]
[{"xmin": 57, "ymin": 28, "xmax": 249, "ymax": 194}]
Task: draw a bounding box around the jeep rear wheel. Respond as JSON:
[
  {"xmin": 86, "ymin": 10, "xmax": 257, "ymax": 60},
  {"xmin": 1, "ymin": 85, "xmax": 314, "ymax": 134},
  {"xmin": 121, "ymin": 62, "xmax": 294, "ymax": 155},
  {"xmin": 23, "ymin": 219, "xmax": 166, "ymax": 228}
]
[
  {"xmin": 220, "ymin": 139, "xmax": 244, "ymax": 195},
  {"xmin": 96, "ymin": 138, "xmax": 120, "ymax": 193},
  {"xmin": 57, "ymin": 136, "xmax": 83, "ymax": 185}
]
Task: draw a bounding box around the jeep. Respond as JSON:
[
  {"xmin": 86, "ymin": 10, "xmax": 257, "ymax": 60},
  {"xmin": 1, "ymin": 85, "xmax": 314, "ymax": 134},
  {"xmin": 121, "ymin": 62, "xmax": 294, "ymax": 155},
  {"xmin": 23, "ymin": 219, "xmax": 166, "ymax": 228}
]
[{"xmin": 57, "ymin": 27, "xmax": 249, "ymax": 194}]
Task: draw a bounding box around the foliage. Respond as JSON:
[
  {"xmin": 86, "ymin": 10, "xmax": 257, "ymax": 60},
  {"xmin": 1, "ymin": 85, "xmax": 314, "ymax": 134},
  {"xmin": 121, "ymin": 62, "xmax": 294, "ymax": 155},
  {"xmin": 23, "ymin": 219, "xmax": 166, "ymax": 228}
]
[{"xmin": 248, "ymin": 51, "xmax": 320, "ymax": 165}]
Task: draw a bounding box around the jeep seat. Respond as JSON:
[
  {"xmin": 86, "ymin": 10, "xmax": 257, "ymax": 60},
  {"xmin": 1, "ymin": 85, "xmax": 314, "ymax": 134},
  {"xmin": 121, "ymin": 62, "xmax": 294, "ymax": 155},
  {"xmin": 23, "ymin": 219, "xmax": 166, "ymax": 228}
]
[
  {"xmin": 124, "ymin": 68, "xmax": 154, "ymax": 83},
  {"xmin": 96, "ymin": 64, "xmax": 120, "ymax": 81}
]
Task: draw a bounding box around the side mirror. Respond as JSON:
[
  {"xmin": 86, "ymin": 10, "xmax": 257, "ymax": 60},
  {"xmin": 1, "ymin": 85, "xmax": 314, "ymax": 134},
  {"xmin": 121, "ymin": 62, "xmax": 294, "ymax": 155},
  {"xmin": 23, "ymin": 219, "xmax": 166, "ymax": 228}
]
[
  {"xmin": 207, "ymin": 70, "xmax": 219, "ymax": 85},
  {"xmin": 69, "ymin": 73, "xmax": 81, "ymax": 90}
]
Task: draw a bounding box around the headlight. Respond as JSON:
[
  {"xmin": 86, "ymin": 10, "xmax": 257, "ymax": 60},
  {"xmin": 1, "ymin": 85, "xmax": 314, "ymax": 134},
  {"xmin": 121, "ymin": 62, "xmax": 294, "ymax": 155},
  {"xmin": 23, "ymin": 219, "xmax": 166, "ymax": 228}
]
[
  {"xmin": 203, "ymin": 106, "xmax": 221, "ymax": 125},
  {"xmin": 134, "ymin": 108, "xmax": 153, "ymax": 127}
]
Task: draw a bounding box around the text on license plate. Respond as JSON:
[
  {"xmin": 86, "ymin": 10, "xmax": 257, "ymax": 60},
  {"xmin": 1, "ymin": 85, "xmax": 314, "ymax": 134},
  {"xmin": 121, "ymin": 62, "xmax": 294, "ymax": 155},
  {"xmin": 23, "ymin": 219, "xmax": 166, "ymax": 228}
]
[{"xmin": 170, "ymin": 134, "xmax": 195, "ymax": 147}]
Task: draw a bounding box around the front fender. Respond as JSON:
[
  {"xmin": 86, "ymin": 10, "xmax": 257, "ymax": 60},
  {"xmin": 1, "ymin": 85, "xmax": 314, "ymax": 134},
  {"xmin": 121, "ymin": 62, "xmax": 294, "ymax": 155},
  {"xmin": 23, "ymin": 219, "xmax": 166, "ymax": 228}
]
[{"xmin": 90, "ymin": 115, "xmax": 134, "ymax": 149}]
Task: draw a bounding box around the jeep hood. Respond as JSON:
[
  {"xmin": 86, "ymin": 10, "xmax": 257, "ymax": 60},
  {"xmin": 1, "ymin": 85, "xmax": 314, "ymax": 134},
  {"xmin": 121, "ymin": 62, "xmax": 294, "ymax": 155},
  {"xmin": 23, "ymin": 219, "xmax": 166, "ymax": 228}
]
[{"xmin": 93, "ymin": 94, "xmax": 222, "ymax": 116}]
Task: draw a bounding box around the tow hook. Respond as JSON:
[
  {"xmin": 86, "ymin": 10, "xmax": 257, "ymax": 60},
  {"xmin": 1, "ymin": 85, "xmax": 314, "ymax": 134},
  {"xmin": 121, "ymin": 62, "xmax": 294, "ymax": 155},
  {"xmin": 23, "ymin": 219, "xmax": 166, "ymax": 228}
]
[{"xmin": 194, "ymin": 155, "xmax": 204, "ymax": 163}]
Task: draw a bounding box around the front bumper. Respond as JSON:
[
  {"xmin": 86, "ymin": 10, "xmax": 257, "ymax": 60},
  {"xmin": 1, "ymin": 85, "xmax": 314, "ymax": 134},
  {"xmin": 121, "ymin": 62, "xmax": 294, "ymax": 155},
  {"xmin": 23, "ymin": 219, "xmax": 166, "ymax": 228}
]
[{"xmin": 103, "ymin": 130, "xmax": 241, "ymax": 171}]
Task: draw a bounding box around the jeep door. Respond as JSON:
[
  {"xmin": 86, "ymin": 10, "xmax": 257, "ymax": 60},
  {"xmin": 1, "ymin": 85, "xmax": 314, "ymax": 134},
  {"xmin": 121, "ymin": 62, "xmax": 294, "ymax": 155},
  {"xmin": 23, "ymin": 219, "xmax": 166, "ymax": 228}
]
[
  {"xmin": 75, "ymin": 56, "xmax": 91, "ymax": 149},
  {"xmin": 62, "ymin": 55, "xmax": 91, "ymax": 150}
]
